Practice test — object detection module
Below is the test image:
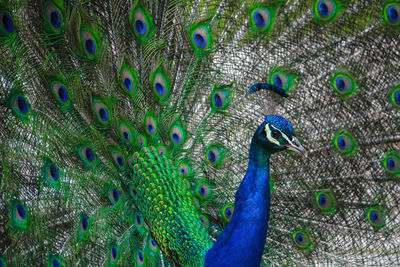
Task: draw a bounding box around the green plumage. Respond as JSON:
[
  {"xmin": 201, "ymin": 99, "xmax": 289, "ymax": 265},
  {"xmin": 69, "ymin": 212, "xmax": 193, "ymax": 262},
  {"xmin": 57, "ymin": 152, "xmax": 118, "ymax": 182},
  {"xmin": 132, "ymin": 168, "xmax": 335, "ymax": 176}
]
[
  {"xmin": 131, "ymin": 147, "xmax": 212, "ymax": 266},
  {"xmin": 0, "ymin": 0, "xmax": 399, "ymax": 266}
]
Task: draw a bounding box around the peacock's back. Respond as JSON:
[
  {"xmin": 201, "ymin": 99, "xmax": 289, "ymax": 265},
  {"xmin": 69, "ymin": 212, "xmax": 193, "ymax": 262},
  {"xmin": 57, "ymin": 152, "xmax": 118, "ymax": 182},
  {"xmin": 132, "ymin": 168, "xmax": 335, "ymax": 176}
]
[{"xmin": 0, "ymin": 0, "xmax": 400, "ymax": 266}]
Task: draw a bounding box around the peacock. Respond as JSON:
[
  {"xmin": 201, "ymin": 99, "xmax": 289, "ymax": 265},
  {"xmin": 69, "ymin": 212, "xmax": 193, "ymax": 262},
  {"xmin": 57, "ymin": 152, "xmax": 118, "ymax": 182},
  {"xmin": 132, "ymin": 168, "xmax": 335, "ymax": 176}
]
[{"xmin": 0, "ymin": 0, "xmax": 399, "ymax": 266}]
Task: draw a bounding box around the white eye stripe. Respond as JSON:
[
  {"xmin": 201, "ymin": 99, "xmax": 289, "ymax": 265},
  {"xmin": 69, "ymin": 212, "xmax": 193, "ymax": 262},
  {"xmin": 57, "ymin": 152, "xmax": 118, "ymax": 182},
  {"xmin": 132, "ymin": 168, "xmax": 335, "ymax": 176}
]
[
  {"xmin": 266, "ymin": 124, "xmax": 296, "ymax": 147},
  {"xmin": 265, "ymin": 124, "xmax": 280, "ymax": 145}
]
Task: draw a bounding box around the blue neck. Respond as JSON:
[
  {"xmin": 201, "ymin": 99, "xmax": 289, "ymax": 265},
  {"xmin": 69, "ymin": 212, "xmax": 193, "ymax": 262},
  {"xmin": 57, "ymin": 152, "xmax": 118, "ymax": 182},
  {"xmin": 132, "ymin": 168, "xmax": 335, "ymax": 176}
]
[{"xmin": 205, "ymin": 138, "xmax": 271, "ymax": 267}]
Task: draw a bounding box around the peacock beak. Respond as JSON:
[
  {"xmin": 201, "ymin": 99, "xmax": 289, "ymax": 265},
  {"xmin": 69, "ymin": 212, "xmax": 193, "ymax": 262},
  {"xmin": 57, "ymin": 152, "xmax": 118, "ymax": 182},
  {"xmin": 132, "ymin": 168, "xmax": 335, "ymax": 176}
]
[{"xmin": 286, "ymin": 136, "xmax": 307, "ymax": 157}]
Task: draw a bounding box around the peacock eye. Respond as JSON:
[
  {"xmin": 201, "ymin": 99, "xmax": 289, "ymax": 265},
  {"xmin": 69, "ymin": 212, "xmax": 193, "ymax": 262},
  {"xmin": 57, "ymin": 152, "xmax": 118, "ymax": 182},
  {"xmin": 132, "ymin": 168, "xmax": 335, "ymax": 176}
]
[{"xmin": 272, "ymin": 130, "xmax": 282, "ymax": 139}]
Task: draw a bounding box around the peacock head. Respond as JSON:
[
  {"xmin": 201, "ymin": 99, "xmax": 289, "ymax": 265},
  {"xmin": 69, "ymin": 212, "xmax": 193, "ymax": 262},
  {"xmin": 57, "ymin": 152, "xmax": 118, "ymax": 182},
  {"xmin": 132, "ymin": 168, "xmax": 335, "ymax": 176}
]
[{"xmin": 255, "ymin": 115, "xmax": 307, "ymax": 156}]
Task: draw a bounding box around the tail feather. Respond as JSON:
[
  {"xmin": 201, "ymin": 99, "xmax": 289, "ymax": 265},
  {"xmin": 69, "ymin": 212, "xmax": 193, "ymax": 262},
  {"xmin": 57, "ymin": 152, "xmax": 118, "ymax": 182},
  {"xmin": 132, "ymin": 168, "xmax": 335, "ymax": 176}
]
[{"xmin": 1, "ymin": 0, "xmax": 400, "ymax": 266}]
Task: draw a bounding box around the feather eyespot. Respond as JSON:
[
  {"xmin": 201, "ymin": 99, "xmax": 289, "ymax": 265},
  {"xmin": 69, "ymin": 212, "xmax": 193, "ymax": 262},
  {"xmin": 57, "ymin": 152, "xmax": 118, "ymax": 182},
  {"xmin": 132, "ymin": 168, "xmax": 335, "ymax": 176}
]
[
  {"xmin": 333, "ymin": 131, "xmax": 356, "ymax": 155},
  {"xmin": 44, "ymin": 161, "xmax": 61, "ymax": 187},
  {"xmin": 386, "ymin": 156, "xmax": 399, "ymax": 171},
  {"xmin": 394, "ymin": 91, "xmax": 400, "ymax": 105},
  {"xmin": 84, "ymin": 147, "xmax": 94, "ymax": 162},
  {"xmin": 130, "ymin": 5, "xmax": 154, "ymax": 42},
  {"xmin": 119, "ymin": 67, "xmax": 138, "ymax": 94},
  {"xmin": 85, "ymin": 148, "xmax": 94, "ymax": 162},
  {"xmin": 332, "ymin": 72, "xmax": 357, "ymax": 98},
  {"xmin": 93, "ymin": 99, "xmax": 112, "ymax": 124},
  {"xmin": 208, "ymin": 150, "xmax": 217, "ymax": 163},
  {"xmin": 11, "ymin": 94, "xmax": 31, "ymax": 117},
  {"xmin": 52, "ymin": 259, "xmax": 60, "ymax": 267},
  {"xmin": 196, "ymin": 182, "xmax": 211, "ymax": 198},
  {"xmin": 314, "ymin": 0, "xmax": 338, "ymax": 22},
  {"xmin": 273, "ymin": 73, "xmax": 287, "ymax": 89},
  {"xmin": 382, "ymin": 151, "xmax": 400, "ymax": 178},
  {"xmin": 108, "ymin": 187, "xmax": 120, "ymax": 204},
  {"xmin": 318, "ymin": 194, "xmax": 327, "ymax": 206},
  {"xmin": 367, "ymin": 207, "xmax": 385, "ymax": 229},
  {"xmin": 191, "ymin": 25, "xmax": 212, "ymax": 52},
  {"xmin": 48, "ymin": 164, "xmax": 58, "ymax": 180},
  {"xmin": 149, "ymin": 239, "xmax": 157, "ymax": 251},
  {"xmin": 80, "ymin": 215, "xmax": 89, "ymax": 234},
  {"xmin": 117, "ymin": 156, "xmax": 124, "ymax": 166},
  {"xmin": 315, "ymin": 191, "xmax": 336, "ymax": 214},
  {"xmin": 336, "ymin": 76, "xmax": 350, "ymax": 92},
  {"xmin": 51, "ymin": 82, "xmax": 69, "ymax": 105},
  {"xmin": 294, "ymin": 233, "xmax": 306, "ymax": 246},
  {"xmin": 154, "ymin": 73, "xmax": 167, "ymax": 97},
  {"xmin": 250, "ymin": 8, "xmax": 272, "ymax": 32},
  {"xmin": 211, "ymin": 88, "xmax": 231, "ymax": 111},
  {"xmin": 134, "ymin": 10, "xmax": 148, "ymax": 36},
  {"xmin": 78, "ymin": 214, "xmax": 90, "ymax": 240},
  {"xmin": 119, "ymin": 122, "xmax": 132, "ymax": 143},
  {"xmin": 199, "ymin": 186, "xmax": 206, "ymax": 195},
  {"xmin": 50, "ymin": 11, "xmax": 61, "ymax": 28},
  {"xmin": 124, "ymin": 77, "xmax": 133, "ymax": 90},
  {"xmin": 214, "ymin": 93, "xmax": 223, "ymax": 107},
  {"xmin": 150, "ymin": 67, "xmax": 170, "ymax": 101},
  {"xmin": 337, "ymin": 137, "xmax": 347, "ymax": 149},
  {"xmin": 80, "ymin": 29, "xmax": 98, "ymax": 58},
  {"xmin": 16, "ymin": 96, "xmax": 27, "ymax": 113},
  {"xmin": 44, "ymin": 2, "xmax": 63, "ymax": 31},
  {"xmin": 384, "ymin": 4, "xmax": 400, "ymax": 25},
  {"xmin": 292, "ymin": 230, "xmax": 312, "ymax": 250},
  {"xmin": 136, "ymin": 215, "xmax": 142, "ymax": 226},
  {"xmin": 137, "ymin": 251, "xmax": 144, "ymax": 265},
  {"xmin": 221, "ymin": 204, "xmax": 234, "ymax": 222},
  {"xmin": 79, "ymin": 145, "xmax": 96, "ymax": 167},
  {"xmin": 389, "ymin": 86, "xmax": 400, "ymax": 108},
  {"xmin": 225, "ymin": 207, "xmax": 232, "ymax": 218},
  {"xmin": 192, "ymin": 27, "xmax": 208, "ymax": 49},
  {"xmin": 11, "ymin": 200, "xmax": 29, "ymax": 228},
  {"xmin": 145, "ymin": 116, "xmax": 157, "ymax": 135},
  {"xmin": 317, "ymin": 1, "xmax": 335, "ymax": 18},
  {"xmin": 0, "ymin": 10, "xmax": 14, "ymax": 34},
  {"xmin": 178, "ymin": 163, "xmax": 191, "ymax": 176},
  {"xmin": 269, "ymin": 70, "xmax": 296, "ymax": 93},
  {"xmin": 81, "ymin": 217, "xmax": 88, "ymax": 231},
  {"xmin": 123, "ymin": 131, "xmax": 130, "ymax": 141},
  {"xmin": 98, "ymin": 107, "xmax": 108, "ymax": 121},
  {"xmin": 206, "ymin": 145, "xmax": 224, "ymax": 167},
  {"xmin": 172, "ymin": 132, "xmax": 180, "ymax": 142},
  {"xmin": 199, "ymin": 215, "xmax": 209, "ymax": 228},
  {"xmin": 112, "ymin": 151, "xmax": 125, "ymax": 169},
  {"xmin": 170, "ymin": 125, "xmax": 185, "ymax": 145},
  {"xmin": 137, "ymin": 135, "xmax": 147, "ymax": 147},
  {"xmin": 57, "ymin": 86, "xmax": 67, "ymax": 102},
  {"xmin": 123, "ymin": 74, "xmax": 132, "ymax": 91},
  {"xmin": 194, "ymin": 33, "xmax": 205, "ymax": 48},
  {"xmin": 16, "ymin": 204, "xmax": 26, "ymax": 221},
  {"xmin": 180, "ymin": 166, "xmax": 187, "ymax": 175},
  {"xmin": 48, "ymin": 256, "xmax": 63, "ymax": 267},
  {"xmin": 110, "ymin": 247, "xmax": 117, "ymax": 262}
]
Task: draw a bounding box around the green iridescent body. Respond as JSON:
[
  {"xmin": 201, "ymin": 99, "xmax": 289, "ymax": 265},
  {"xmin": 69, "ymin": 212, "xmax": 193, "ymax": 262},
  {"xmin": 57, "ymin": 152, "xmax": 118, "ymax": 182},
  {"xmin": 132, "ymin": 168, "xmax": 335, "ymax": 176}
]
[{"xmin": 131, "ymin": 147, "xmax": 212, "ymax": 266}]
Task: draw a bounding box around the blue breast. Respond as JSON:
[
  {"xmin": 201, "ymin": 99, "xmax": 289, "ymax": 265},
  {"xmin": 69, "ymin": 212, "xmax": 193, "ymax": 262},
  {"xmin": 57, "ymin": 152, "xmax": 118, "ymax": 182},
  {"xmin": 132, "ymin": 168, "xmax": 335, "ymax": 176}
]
[{"xmin": 205, "ymin": 143, "xmax": 271, "ymax": 267}]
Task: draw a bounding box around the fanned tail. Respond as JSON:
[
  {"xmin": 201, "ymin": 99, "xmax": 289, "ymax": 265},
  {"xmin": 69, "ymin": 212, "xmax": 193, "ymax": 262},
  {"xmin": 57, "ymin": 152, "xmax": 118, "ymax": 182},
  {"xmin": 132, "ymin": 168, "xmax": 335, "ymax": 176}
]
[{"xmin": 1, "ymin": 0, "xmax": 400, "ymax": 266}]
